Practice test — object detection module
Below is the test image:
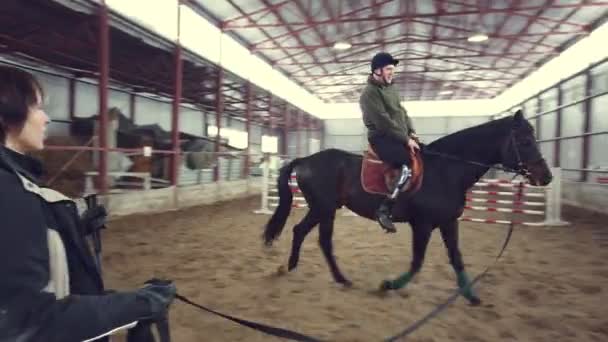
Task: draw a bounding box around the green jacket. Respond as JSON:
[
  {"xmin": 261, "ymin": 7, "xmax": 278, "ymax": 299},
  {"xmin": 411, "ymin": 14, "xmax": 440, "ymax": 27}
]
[{"xmin": 359, "ymin": 76, "xmax": 415, "ymax": 144}]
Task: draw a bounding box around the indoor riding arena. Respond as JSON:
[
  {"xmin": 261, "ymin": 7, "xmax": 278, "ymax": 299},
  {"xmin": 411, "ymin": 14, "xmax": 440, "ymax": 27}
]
[{"xmin": 2, "ymin": 1, "xmax": 607, "ymax": 341}]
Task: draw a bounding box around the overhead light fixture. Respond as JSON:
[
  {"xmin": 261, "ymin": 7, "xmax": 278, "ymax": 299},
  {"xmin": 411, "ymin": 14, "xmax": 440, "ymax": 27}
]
[
  {"xmin": 467, "ymin": 33, "xmax": 489, "ymax": 43},
  {"xmin": 333, "ymin": 41, "xmax": 352, "ymax": 50},
  {"xmin": 439, "ymin": 90, "xmax": 453, "ymax": 95}
]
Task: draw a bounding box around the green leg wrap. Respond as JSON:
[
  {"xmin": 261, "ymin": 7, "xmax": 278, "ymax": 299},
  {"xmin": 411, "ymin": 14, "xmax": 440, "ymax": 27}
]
[
  {"xmin": 388, "ymin": 272, "xmax": 413, "ymax": 289},
  {"xmin": 457, "ymin": 271, "xmax": 478, "ymax": 300}
]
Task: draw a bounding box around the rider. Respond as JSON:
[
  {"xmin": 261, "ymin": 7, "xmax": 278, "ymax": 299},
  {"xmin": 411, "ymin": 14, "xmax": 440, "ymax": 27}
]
[
  {"xmin": 359, "ymin": 52, "xmax": 420, "ymax": 233},
  {"xmin": 0, "ymin": 65, "xmax": 176, "ymax": 342}
]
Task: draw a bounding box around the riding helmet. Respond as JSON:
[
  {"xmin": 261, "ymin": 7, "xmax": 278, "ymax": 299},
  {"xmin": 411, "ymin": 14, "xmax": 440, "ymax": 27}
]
[{"xmin": 371, "ymin": 52, "xmax": 399, "ymax": 73}]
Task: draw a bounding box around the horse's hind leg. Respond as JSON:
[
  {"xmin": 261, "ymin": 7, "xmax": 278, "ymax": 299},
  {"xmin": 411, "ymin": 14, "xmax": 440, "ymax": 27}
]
[
  {"xmin": 287, "ymin": 209, "xmax": 320, "ymax": 271},
  {"xmin": 439, "ymin": 219, "xmax": 481, "ymax": 305},
  {"xmin": 318, "ymin": 212, "xmax": 351, "ymax": 286},
  {"xmin": 381, "ymin": 222, "xmax": 432, "ymax": 291}
]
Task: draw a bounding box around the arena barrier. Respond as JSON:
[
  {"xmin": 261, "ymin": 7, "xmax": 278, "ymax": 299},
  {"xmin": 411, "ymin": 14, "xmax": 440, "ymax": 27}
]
[{"xmin": 254, "ymin": 156, "xmax": 568, "ymax": 227}]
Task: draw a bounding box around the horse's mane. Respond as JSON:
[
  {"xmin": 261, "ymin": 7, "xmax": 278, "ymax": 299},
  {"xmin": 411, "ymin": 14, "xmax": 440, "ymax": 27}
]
[{"xmin": 426, "ymin": 115, "xmax": 514, "ymax": 153}]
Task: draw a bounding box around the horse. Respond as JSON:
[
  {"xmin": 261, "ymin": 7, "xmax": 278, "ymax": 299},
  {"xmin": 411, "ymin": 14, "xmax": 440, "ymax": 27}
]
[{"xmin": 261, "ymin": 110, "xmax": 552, "ymax": 305}]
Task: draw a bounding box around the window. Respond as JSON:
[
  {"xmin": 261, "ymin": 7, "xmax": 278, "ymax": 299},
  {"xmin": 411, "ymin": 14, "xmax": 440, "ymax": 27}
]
[{"xmin": 261, "ymin": 135, "xmax": 278, "ymax": 153}]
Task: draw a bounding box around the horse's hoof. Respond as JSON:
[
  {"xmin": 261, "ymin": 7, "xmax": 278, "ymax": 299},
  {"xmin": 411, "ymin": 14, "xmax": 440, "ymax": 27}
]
[
  {"xmin": 340, "ymin": 279, "xmax": 353, "ymax": 288},
  {"xmin": 276, "ymin": 265, "xmax": 287, "ymax": 275},
  {"xmin": 380, "ymin": 280, "xmax": 394, "ymax": 291},
  {"xmin": 469, "ymin": 296, "xmax": 482, "ymax": 306}
]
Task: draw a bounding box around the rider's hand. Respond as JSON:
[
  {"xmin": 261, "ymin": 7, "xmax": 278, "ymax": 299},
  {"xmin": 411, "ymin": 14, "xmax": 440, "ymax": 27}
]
[{"xmin": 135, "ymin": 278, "xmax": 177, "ymax": 319}]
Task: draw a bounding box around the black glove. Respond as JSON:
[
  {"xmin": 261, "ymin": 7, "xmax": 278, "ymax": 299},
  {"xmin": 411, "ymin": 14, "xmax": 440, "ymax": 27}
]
[
  {"xmin": 135, "ymin": 279, "xmax": 177, "ymax": 321},
  {"xmin": 81, "ymin": 204, "xmax": 107, "ymax": 236}
]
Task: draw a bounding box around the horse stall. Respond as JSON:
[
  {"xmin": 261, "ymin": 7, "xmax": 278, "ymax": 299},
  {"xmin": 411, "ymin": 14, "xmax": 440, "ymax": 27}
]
[{"xmin": 2, "ymin": 1, "xmax": 608, "ymax": 342}]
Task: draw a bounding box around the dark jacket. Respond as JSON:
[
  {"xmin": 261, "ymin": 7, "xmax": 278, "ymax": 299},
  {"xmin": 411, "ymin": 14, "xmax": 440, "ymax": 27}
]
[
  {"xmin": 0, "ymin": 145, "xmax": 104, "ymax": 339},
  {"xmin": 359, "ymin": 75, "xmax": 415, "ymax": 144},
  {"xmin": 0, "ymin": 146, "xmax": 172, "ymax": 342}
]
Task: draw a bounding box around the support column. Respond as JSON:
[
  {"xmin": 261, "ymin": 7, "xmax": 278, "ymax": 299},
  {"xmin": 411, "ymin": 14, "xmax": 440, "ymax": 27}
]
[
  {"xmin": 320, "ymin": 119, "xmax": 325, "ymax": 150},
  {"xmin": 214, "ymin": 69, "xmax": 224, "ymax": 181},
  {"xmin": 554, "ymin": 84, "xmax": 563, "ymax": 167},
  {"xmin": 281, "ymin": 103, "xmax": 288, "ymax": 156},
  {"xmin": 68, "ymin": 78, "xmax": 76, "ymax": 121},
  {"xmin": 305, "ymin": 114, "xmax": 311, "ymax": 155},
  {"xmin": 129, "ymin": 92, "xmax": 136, "ymax": 122},
  {"xmin": 295, "ymin": 110, "xmax": 301, "ymax": 157},
  {"xmin": 97, "ymin": 0, "xmax": 110, "ymax": 194},
  {"xmin": 268, "ymin": 94, "xmax": 276, "ymax": 153},
  {"xmin": 243, "ymin": 82, "xmax": 252, "ymax": 178},
  {"xmin": 170, "ymin": 1, "xmax": 183, "ymax": 186},
  {"xmin": 581, "ymin": 69, "xmax": 593, "ymax": 182}
]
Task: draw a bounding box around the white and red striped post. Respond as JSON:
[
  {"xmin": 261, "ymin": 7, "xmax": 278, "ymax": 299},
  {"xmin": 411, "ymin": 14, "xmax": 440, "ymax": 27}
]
[
  {"xmin": 254, "ymin": 153, "xmax": 273, "ymax": 215},
  {"xmin": 542, "ymin": 167, "xmax": 569, "ymax": 226},
  {"xmin": 460, "ymin": 167, "xmax": 568, "ymax": 227}
]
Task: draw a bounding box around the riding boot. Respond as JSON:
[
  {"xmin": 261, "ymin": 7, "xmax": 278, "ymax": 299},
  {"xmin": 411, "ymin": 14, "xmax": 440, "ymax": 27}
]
[{"xmin": 376, "ymin": 164, "xmax": 412, "ymax": 233}]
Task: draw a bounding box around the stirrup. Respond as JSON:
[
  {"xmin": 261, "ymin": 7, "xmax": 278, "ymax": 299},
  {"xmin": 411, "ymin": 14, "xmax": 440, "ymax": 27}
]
[{"xmin": 389, "ymin": 165, "xmax": 412, "ymax": 199}]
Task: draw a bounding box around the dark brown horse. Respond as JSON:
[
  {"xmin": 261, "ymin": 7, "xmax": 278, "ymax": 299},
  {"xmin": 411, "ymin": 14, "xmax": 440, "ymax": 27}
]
[{"xmin": 262, "ymin": 111, "xmax": 552, "ymax": 305}]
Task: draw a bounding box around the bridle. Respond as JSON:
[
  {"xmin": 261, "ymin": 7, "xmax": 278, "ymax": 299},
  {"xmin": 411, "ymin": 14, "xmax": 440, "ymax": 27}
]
[
  {"xmin": 421, "ymin": 130, "xmax": 542, "ymax": 181},
  {"xmin": 508, "ymin": 132, "xmax": 531, "ymax": 178},
  {"xmin": 505, "ymin": 130, "xmax": 548, "ymax": 182}
]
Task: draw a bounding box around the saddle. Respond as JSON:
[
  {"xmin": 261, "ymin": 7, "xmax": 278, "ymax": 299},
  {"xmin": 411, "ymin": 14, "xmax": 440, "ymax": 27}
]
[{"xmin": 361, "ymin": 145, "xmax": 424, "ymax": 196}]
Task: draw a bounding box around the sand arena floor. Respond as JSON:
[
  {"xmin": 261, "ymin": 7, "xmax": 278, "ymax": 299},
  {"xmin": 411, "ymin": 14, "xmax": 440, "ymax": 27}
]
[{"xmin": 102, "ymin": 197, "xmax": 608, "ymax": 342}]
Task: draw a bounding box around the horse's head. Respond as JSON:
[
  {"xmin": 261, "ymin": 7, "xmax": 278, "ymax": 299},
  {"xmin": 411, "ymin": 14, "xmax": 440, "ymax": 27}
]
[{"xmin": 500, "ymin": 110, "xmax": 552, "ymax": 186}]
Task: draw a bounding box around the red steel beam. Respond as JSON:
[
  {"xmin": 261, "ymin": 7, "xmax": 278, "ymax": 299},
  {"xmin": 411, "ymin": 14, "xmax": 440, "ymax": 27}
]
[
  {"xmin": 267, "ymin": 92, "xmax": 274, "ymax": 129},
  {"xmin": 129, "ymin": 92, "xmax": 136, "ymax": 122},
  {"xmin": 68, "ymin": 78, "xmax": 76, "ymax": 121},
  {"xmin": 216, "ymin": 0, "xmax": 318, "ymax": 79},
  {"xmin": 222, "ymin": 0, "xmax": 292, "ymax": 26},
  {"xmin": 243, "ymin": 81, "xmax": 252, "ymax": 178},
  {"xmin": 445, "ymin": 0, "xmax": 588, "ymax": 29},
  {"xmin": 487, "ymin": 0, "xmax": 523, "ymax": 69},
  {"xmin": 258, "ymin": 0, "xmax": 329, "ymax": 74},
  {"xmin": 315, "ymin": 86, "xmax": 504, "ymax": 95},
  {"xmin": 170, "ymin": 1, "xmax": 183, "ymax": 186},
  {"xmin": 581, "ymin": 69, "xmax": 592, "ymax": 181},
  {"xmin": 293, "ymin": 0, "xmax": 339, "ymax": 66},
  {"xmin": 226, "ymin": 2, "xmax": 608, "ymax": 28},
  {"xmin": 277, "ymin": 7, "xmax": 552, "ymax": 71},
  {"xmin": 295, "ymin": 110, "xmax": 301, "ymax": 157},
  {"xmin": 509, "ymin": 3, "xmax": 583, "ymax": 71},
  {"xmin": 292, "ymin": 66, "xmax": 532, "ymax": 78},
  {"xmin": 97, "ymin": 0, "xmax": 110, "ymax": 195},
  {"xmin": 252, "ymin": 30, "xmax": 583, "ymax": 51},
  {"xmin": 305, "ymin": 114, "xmax": 311, "ymax": 155},
  {"xmin": 307, "ymin": 77, "xmax": 516, "ymax": 87},
  {"xmin": 288, "ymin": 32, "xmax": 549, "ymax": 79},
  {"xmin": 492, "ymin": 0, "xmax": 554, "ymax": 70},
  {"xmin": 247, "ymin": 0, "xmax": 395, "ymax": 47},
  {"xmin": 265, "ymin": 18, "xmax": 405, "ymax": 68},
  {"xmin": 276, "ymin": 51, "xmax": 553, "ymax": 65},
  {"xmin": 427, "ymin": 0, "xmax": 443, "ymax": 88},
  {"xmin": 271, "ymin": 0, "xmax": 557, "ymax": 74},
  {"xmin": 214, "ymin": 68, "xmax": 224, "ymax": 181},
  {"xmin": 281, "ymin": 103, "xmax": 288, "ymax": 155},
  {"xmin": 0, "ymin": 34, "xmax": 198, "ymax": 102}
]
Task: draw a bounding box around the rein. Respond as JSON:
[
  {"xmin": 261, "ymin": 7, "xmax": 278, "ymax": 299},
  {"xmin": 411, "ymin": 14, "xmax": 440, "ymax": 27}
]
[{"xmin": 419, "ymin": 131, "xmax": 537, "ymax": 180}]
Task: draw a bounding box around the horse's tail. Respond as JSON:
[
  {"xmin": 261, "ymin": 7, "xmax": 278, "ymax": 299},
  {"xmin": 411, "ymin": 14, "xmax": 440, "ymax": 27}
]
[{"xmin": 263, "ymin": 158, "xmax": 300, "ymax": 246}]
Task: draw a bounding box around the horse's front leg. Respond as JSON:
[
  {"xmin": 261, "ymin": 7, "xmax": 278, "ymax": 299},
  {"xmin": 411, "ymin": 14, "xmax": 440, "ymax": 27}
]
[
  {"xmin": 380, "ymin": 222, "xmax": 432, "ymax": 290},
  {"xmin": 439, "ymin": 219, "xmax": 481, "ymax": 305}
]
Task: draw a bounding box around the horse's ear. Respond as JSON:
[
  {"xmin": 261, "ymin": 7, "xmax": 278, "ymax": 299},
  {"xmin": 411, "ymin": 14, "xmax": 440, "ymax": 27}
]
[{"xmin": 513, "ymin": 109, "xmax": 524, "ymax": 127}]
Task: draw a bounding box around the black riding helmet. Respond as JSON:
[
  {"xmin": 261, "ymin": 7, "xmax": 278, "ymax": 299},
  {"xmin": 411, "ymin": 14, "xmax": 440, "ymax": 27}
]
[{"xmin": 371, "ymin": 52, "xmax": 399, "ymax": 73}]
